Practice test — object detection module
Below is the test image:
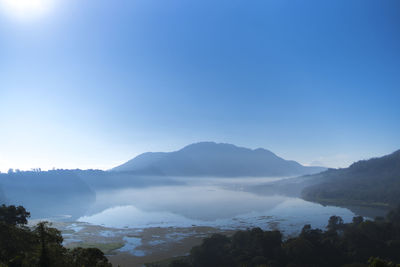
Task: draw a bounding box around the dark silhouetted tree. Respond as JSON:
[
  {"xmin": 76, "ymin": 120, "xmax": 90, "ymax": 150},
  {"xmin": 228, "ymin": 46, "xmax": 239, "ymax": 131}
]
[
  {"xmin": 0, "ymin": 204, "xmax": 30, "ymax": 225},
  {"xmin": 327, "ymin": 215, "xmax": 344, "ymax": 231}
]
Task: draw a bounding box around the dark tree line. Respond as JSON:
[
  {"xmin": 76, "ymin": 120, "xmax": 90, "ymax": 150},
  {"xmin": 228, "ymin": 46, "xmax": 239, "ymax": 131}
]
[
  {"xmin": 0, "ymin": 204, "xmax": 111, "ymax": 267},
  {"xmin": 157, "ymin": 207, "xmax": 400, "ymax": 267},
  {"xmin": 301, "ymin": 150, "xmax": 400, "ymax": 208}
]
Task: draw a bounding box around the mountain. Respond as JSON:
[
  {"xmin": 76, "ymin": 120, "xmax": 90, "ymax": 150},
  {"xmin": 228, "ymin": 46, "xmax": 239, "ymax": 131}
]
[
  {"xmin": 301, "ymin": 149, "xmax": 400, "ymax": 209},
  {"xmin": 111, "ymin": 142, "xmax": 326, "ymax": 177}
]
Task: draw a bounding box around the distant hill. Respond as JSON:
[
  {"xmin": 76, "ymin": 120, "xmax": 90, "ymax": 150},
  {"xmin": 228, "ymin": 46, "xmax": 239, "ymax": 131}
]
[
  {"xmin": 112, "ymin": 142, "xmax": 326, "ymax": 177},
  {"xmin": 0, "ymin": 185, "xmax": 5, "ymax": 203},
  {"xmin": 301, "ymin": 149, "xmax": 400, "ymax": 209},
  {"xmin": 0, "ymin": 170, "xmax": 96, "ymax": 219},
  {"xmin": 0, "ymin": 169, "xmax": 186, "ymax": 219}
]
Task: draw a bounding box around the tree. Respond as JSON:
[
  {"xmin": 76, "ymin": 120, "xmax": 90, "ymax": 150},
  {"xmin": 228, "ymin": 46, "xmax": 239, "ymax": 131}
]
[
  {"xmin": 327, "ymin": 215, "xmax": 344, "ymax": 231},
  {"xmin": 190, "ymin": 234, "xmax": 232, "ymax": 267},
  {"xmin": 387, "ymin": 206, "xmax": 400, "ymax": 224},
  {"xmin": 368, "ymin": 257, "xmax": 400, "ymax": 267},
  {"xmin": 38, "ymin": 222, "xmax": 50, "ymax": 267},
  {"xmin": 0, "ymin": 204, "xmax": 30, "ymax": 225},
  {"xmin": 69, "ymin": 247, "xmax": 111, "ymax": 267},
  {"xmin": 33, "ymin": 221, "xmax": 68, "ymax": 267},
  {"xmin": 353, "ymin": 216, "xmax": 364, "ymax": 226},
  {"xmin": 0, "ymin": 205, "xmax": 113, "ymax": 267}
]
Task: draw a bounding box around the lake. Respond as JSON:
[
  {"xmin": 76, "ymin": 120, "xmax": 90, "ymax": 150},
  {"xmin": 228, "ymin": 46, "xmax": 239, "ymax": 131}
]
[
  {"xmin": 32, "ymin": 176, "xmax": 366, "ymax": 266},
  {"xmin": 77, "ymin": 177, "xmax": 356, "ymax": 233}
]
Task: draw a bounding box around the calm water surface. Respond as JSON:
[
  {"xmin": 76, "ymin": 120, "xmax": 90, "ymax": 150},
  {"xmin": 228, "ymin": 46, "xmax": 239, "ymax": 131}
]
[{"xmin": 78, "ymin": 177, "xmax": 356, "ymax": 234}]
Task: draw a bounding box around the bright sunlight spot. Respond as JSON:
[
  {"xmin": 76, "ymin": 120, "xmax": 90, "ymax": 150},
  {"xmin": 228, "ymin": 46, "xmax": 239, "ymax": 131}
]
[{"xmin": 0, "ymin": 0, "xmax": 53, "ymax": 20}]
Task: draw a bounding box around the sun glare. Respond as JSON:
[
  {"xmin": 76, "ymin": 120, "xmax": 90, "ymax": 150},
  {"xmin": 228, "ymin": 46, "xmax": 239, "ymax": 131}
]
[{"xmin": 0, "ymin": 0, "xmax": 53, "ymax": 20}]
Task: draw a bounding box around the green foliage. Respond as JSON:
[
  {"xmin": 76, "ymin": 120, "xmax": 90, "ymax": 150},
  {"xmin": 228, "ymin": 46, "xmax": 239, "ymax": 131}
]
[
  {"xmin": 69, "ymin": 247, "xmax": 111, "ymax": 267},
  {"xmin": 368, "ymin": 257, "xmax": 400, "ymax": 267},
  {"xmin": 0, "ymin": 204, "xmax": 30, "ymax": 226},
  {"xmin": 301, "ymin": 150, "xmax": 400, "ymax": 208},
  {"xmin": 165, "ymin": 206, "xmax": 400, "ymax": 267},
  {"xmin": 327, "ymin": 215, "xmax": 344, "ymax": 231},
  {"xmin": 190, "ymin": 233, "xmax": 232, "ymax": 267},
  {"xmin": 386, "ymin": 206, "xmax": 400, "ymax": 224},
  {"xmin": 71, "ymin": 242, "xmax": 124, "ymax": 255},
  {"xmin": 0, "ymin": 205, "xmax": 112, "ymax": 267}
]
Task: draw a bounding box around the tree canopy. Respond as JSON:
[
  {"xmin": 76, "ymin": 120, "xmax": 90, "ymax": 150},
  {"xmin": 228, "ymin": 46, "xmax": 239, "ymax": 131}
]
[
  {"xmin": 149, "ymin": 207, "xmax": 400, "ymax": 267},
  {"xmin": 0, "ymin": 204, "xmax": 30, "ymax": 226},
  {"xmin": 0, "ymin": 205, "xmax": 112, "ymax": 267}
]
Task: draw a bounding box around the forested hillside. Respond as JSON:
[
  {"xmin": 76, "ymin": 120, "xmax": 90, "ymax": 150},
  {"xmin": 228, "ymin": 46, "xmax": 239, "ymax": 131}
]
[{"xmin": 301, "ymin": 150, "xmax": 400, "ymax": 208}]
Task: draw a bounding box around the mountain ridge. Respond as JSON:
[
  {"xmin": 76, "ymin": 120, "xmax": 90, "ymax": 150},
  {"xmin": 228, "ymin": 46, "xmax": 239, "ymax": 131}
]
[
  {"xmin": 111, "ymin": 142, "xmax": 326, "ymax": 177},
  {"xmin": 301, "ymin": 149, "xmax": 400, "ymax": 208}
]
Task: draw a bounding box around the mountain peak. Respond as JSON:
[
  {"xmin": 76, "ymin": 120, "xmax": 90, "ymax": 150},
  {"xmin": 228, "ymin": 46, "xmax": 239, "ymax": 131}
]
[
  {"xmin": 111, "ymin": 142, "xmax": 326, "ymax": 177},
  {"xmin": 181, "ymin": 142, "xmax": 277, "ymax": 155},
  {"xmin": 181, "ymin": 142, "xmax": 243, "ymax": 151}
]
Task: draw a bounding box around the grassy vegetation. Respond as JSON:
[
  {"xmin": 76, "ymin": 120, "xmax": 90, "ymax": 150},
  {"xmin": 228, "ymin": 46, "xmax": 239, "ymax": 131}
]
[
  {"xmin": 145, "ymin": 256, "xmax": 188, "ymax": 267},
  {"xmin": 67, "ymin": 242, "xmax": 125, "ymax": 255}
]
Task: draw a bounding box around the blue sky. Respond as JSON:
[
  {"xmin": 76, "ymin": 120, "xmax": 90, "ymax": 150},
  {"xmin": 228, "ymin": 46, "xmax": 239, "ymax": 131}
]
[{"xmin": 0, "ymin": 0, "xmax": 399, "ymax": 171}]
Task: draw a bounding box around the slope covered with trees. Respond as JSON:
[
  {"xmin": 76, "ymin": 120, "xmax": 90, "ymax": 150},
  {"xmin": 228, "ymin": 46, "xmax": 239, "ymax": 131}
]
[
  {"xmin": 301, "ymin": 150, "xmax": 400, "ymax": 209},
  {"xmin": 0, "ymin": 204, "xmax": 112, "ymax": 267},
  {"xmin": 149, "ymin": 207, "xmax": 400, "ymax": 267}
]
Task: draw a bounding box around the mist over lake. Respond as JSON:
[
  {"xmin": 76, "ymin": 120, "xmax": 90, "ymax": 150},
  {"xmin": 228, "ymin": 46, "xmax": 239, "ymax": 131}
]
[{"xmin": 76, "ymin": 177, "xmax": 355, "ymax": 234}]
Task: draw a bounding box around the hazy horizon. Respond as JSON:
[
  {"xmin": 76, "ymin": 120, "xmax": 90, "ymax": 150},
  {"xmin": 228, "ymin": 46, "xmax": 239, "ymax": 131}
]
[{"xmin": 1, "ymin": 141, "xmax": 398, "ymax": 173}]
